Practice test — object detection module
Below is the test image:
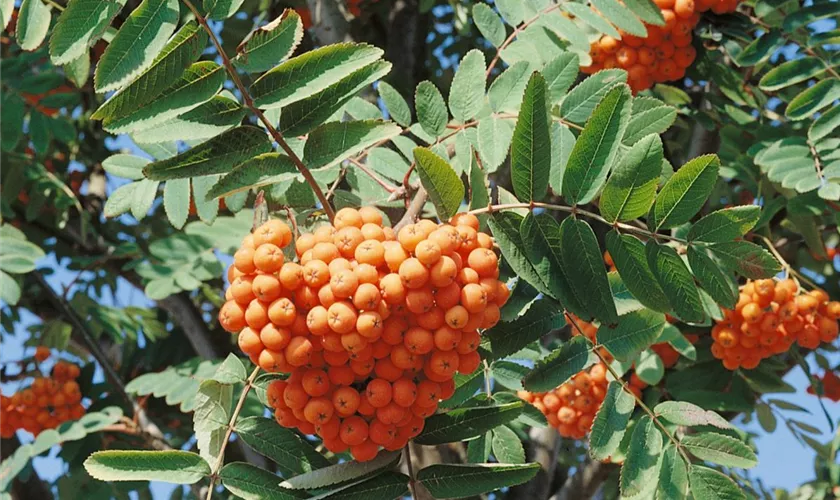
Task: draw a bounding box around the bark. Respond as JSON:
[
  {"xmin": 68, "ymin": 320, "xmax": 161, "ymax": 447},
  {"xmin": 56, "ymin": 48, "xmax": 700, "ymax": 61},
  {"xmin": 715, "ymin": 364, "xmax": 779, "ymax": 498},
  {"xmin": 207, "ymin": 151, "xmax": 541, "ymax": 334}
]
[
  {"xmin": 509, "ymin": 426, "xmax": 560, "ymax": 499},
  {"xmin": 384, "ymin": 0, "xmax": 424, "ymax": 99},
  {"xmin": 305, "ymin": 0, "xmax": 351, "ymax": 45}
]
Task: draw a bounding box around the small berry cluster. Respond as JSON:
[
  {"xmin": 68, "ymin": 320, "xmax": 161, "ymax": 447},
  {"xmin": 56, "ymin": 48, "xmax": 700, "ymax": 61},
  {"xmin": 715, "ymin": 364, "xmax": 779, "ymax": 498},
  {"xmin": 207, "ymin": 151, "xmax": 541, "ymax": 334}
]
[
  {"xmin": 582, "ymin": 0, "xmax": 740, "ymax": 92},
  {"xmin": 806, "ymin": 371, "xmax": 840, "ymax": 402},
  {"xmin": 1, "ymin": 359, "xmax": 84, "ymax": 438},
  {"xmin": 712, "ymin": 279, "xmax": 840, "ymax": 370},
  {"xmin": 219, "ymin": 209, "xmax": 508, "ymax": 461}
]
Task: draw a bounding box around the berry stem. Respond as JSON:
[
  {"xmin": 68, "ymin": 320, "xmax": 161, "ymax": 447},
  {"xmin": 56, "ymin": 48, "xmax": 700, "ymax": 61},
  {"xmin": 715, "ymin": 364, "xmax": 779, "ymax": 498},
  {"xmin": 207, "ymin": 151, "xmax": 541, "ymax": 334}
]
[
  {"xmin": 205, "ymin": 366, "xmax": 262, "ymax": 500},
  {"xmin": 404, "ymin": 444, "xmax": 420, "ymax": 499},
  {"xmin": 758, "ymin": 236, "xmax": 820, "ymax": 290},
  {"xmin": 180, "ymin": 0, "xmax": 335, "ymax": 222},
  {"xmin": 565, "ymin": 313, "xmax": 692, "ymax": 464}
]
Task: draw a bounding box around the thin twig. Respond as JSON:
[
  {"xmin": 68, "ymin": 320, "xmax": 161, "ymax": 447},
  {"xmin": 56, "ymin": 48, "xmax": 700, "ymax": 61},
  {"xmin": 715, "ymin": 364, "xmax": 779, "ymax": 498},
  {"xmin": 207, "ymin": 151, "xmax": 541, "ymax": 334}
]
[
  {"xmin": 758, "ymin": 236, "xmax": 820, "ymax": 290},
  {"xmin": 181, "ymin": 0, "xmax": 335, "ymax": 221},
  {"xmin": 205, "ymin": 366, "xmax": 262, "ymax": 500},
  {"xmin": 482, "ymin": 360, "xmax": 493, "ymax": 397},
  {"xmin": 394, "ymin": 186, "xmax": 427, "ymax": 232},
  {"xmin": 468, "ymin": 202, "xmax": 687, "ymax": 243},
  {"xmin": 347, "ymin": 158, "xmax": 397, "ymax": 193},
  {"xmin": 404, "ymin": 445, "xmax": 419, "ymax": 499}
]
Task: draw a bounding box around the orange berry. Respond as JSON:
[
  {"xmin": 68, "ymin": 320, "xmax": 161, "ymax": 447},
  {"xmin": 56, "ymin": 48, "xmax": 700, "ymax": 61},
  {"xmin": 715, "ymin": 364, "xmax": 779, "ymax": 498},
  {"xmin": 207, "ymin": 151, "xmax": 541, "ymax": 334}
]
[
  {"xmin": 285, "ymin": 337, "xmax": 314, "ymax": 367},
  {"xmin": 335, "ymin": 208, "xmax": 364, "ymax": 230},
  {"xmin": 34, "ymin": 346, "xmax": 50, "ymax": 362},
  {"xmin": 219, "ymin": 301, "xmax": 247, "ymax": 333},
  {"xmin": 253, "ymin": 244, "xmax": 284, "ymax": 273},
  {"xmin": 245, "ymin": 300, "xmax": 270, "ymax": 330},
  {"xmin": 460, "ymin": 283, "xmax": 488, "ymax": 314},
  {"xmin": 340, "ymin": 416, "xmax": 369, "ymax": 446},
  {"xmin": 674, "ymin": 0, "xmax": 695, "ymax": 17},
  {"xmin": 234, "ymin": 247, "xmax": 257, "ymax": 274},
  {"xmin": 380, "ymin": 273, "xmax": 407, "ymax": 305}
]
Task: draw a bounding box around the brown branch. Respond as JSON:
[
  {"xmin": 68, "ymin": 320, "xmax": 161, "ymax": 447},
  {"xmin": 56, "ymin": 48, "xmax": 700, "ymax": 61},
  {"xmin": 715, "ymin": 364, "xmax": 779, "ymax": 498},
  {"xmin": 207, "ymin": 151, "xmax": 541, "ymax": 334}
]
[
  {"xmin": 394, "ymin": 186, "xmax": 427, "ymax": 232},
  {"xmin": 181, "ymin": 0, "xmax": 335, "ymax": 221}
]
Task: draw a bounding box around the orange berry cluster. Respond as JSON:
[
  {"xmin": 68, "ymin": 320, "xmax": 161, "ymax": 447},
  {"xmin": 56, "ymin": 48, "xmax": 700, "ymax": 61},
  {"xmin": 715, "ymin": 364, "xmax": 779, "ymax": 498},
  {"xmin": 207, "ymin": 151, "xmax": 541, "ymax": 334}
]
[
  {"xmin": 712, "ymin": 279, "xmax": 840, "ymax": 370},
  {"xmin": 1, "ymin": 361, "xmax": 84, "ymax": 438},
  {"xmin": 218, "ymin": 208, "xmax": 508, "ymax": 461},
  {"xmin": 806, "ymin": 371, "xmax": 840, "ymax": 402},
  {"xmin": 582, "ymin": 0, "xmax": 740, "ymax": 92}
]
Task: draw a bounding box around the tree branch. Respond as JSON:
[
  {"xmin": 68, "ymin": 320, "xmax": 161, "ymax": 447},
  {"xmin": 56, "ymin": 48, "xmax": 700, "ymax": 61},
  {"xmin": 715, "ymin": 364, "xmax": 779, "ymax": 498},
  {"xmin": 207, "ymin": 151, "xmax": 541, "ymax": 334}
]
[{"xmin": 549, "ymin": 458, "xmax": 617, "ymax": 500}]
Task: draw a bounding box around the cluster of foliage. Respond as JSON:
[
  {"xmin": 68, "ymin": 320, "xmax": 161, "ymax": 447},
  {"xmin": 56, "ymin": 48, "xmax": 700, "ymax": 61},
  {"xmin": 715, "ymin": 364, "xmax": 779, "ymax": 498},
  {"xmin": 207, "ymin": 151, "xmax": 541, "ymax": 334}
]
[{"xmin": 1, "ymin": 0, "xmax": 839, "ymax": 499}]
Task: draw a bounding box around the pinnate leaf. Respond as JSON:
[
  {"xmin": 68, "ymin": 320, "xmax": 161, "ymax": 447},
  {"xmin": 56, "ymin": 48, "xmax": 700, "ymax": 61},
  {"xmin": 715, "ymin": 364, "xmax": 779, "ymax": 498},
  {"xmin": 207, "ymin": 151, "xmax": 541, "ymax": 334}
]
[
  {"xmin": 16, "ymin": 0, "xmax": 51, "ymax": 51},
  {"xmin": 658, "ymin": 445, "xmax": 689, "ymax": 500},
  {"xmin": 620, "ymin": 416, "xmax": 662, "ymax": 497},
  {"xmin": 236, "ymin": 416, "xmax": 330, "ymax": 477},
  {"xmin": 654, "ymin": 401, "xmax": 733, "ymax": 429},
  {"xmin": 649, "ymin": 154, "xmax": 720, "ymax": 230},
  {"xmin": 234, "ymin": 9, "xmax": 303, "ymax": 73},
  {"xmin": 708, "ymin": 241, "xmax": 782, "ymax": 279},
  {"xmin": 143, "ymin": 126, "xmax": 272, "ymax": 181},
  {"xmin": 605, "ymin": 231, "xmax": 670, "ymax": 312},
  {"xmin": 523, "ymin": 336, "xmax": 594, "ymax": 392},
  {"xmin": 597, "ymin": 309, "xmax": 666, "ymax": 361},
  {"xmin": 414, "ymin": 403, "xmax": 525, "ymax": 445},
  {"xmin": 559, "ymin": 218, "xmax": 618, "ymax": 324},
  {"xmin": 647, "ymin": 242, "xmax": 705, "ymax": 324},
  {"xmin": 220, "ymin": 462, "xmax": 305, "ymax": 500},
  {"xmin": 600, "ymin": 134, "xmax": 663, "ymax": 222},
  {"xmin": 417, "ymin": 463, "xmax": 539, "ymax": 499},
  {"xmin": 681, "ymin": 432, "xmax": 757, "ymax": 469},
  {"xmin": 562, "ymin": 84, "xmax": 631, "ymax": 205},
  {"xmin": 50, "ymin": 0, "xmax": 126, "ymax": 64},
  {"xmin": 94, "ymin": 0, "xmax": 180, "ymax": 93},
  {"xmin": 482, "ymin": 299, "xmax": 566, "ymax": 361},
  {"xmin": 688, "ymin": 465, "xmax": 746, "ymax": 500},
  {"xmin": 473, "ymin": 4, "xmax": 506, "ymax": 47},
  {"xmin": 449, "ymin": 49, "xmax": 486, "ymax": 123},
  {"xmin": 415, "ymin": 81, "xmax": 448, "ymax": 137},
  {"xmin": 589, "ymin": 381, "xmax": 636, "ymax": 461},
  {"xmin": 687, "ymin": 206, "xmax": 760, "ymax": 242},
  {"xmin": 413, "ymin": 147, "xmax": 464, "ymax": 221},
  {"xmin": 84, "ymin": 450, "xmax": 210, "ymax": 484},
  {"xmin": 280, "ymin": 450, "xmax": 400, "ymax": 490},
  {"xmin": 378, "ymin": 81, "xmax": 411, "ymax": 127},
  {"xmin": 511, "ymin": 72, "xmax": 551, "ymax": 202}
]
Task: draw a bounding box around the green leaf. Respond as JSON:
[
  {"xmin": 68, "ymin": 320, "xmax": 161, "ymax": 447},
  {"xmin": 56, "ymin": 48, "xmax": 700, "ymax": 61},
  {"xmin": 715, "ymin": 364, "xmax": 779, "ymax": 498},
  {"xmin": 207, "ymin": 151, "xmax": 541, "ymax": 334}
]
[
  {"xmin": 467, "ymin": 432, "xmax": 492, "ymax": 463},
  {"xmin": 688, "ymin": 465, "xmax": 746, "ymax": 500},
  {"xmin": 143, "ymin": 126, "xmax": 272, "ymax": 181},
  {"xmin": 1, "ymin": 93, "xmax": 24, "ymax": 151},
  {"xmin": 520, "ymin": 212, "xmax": 587, "ymax": 317},
  {"xmin": 560, "ymin": 69, "xmax": 627, "ymax": 123},
  {"xmin": 589, "ymin": 381, "xmax": 636, "ymax": 461},
  {"xmin": 559, "ymin": 218, "xmax": 618, "ymax": 324},
  {"xmin": 64, "ymin": 52, "xmax": 91, "ymax": 88},
  {"xmin": 647, "ymin": 242, "xmax": 705, "ymax": 323},
  {"xmin": 94, "ymin": 0, "xmax": 180, "ymax": 92},
  {"xmin": 620, "ymin": 415, "xmax": 663, "ymax": 497},
  {"xmin": 592, "ymin": 0, "xmax": 647, "ymax": 36},
  {"xmin": 102, "ymin": 154, "xmax": 150, "ymax": 180},
  {"xmin": 235, "ymin": 416, "xmax": 330, "ymax": 477},
  {"xmin": 488, "ymin": 61, "xmax": 531, "ymax": 113},
  {"xmin": 707, "ymin": 241, "xmax": 782, "ymax": 279},
  {"xmin": 469, "ymin": 153, "xmax": 490, "ymax": 215},
  {"xmin": 415, "ymin": 81, "xmax": 448, "ymax": 137},
  {"xmin": 131, "ymin": 95, "xmax": 247, "ymax": 145},
  {"xmin": 477, "ymin": 117, "xmax": 514, "ymax": 173},
  {"xmin": 605, "ymin": 231, "xmax": 670, "ymax": 312},
  {"xmin": 687, "ymin": 206, "xmax": 760, "ymax": 242},
  {"xmin": 511, "ymin": 72, "xmax": 551, "ymax": 202},
  {"xmin": 84, "ymin": 450, "xmax": 210, "ymax": 484},
  {"xmin": 548, "ymin": 122, "xmax": 574, "ymax": 195},
  {"xmin": 378, "ymin": 82, "xmax": 411, "ymax": 127},
  {"xmin": 316, "ymin": 471, "xmax": 410, "ymax": 500},
  {"xmin": 163, "ymin": 178, "xmax": 190, "ymax": 229},
  {"xmin": 658, "ymin": 445, "xmax": 689, "ymax": 500},
  {"xmin": 473, "ymin": 3, "xmax": 506, "ymax": 48},
  {"xmin": 211, "ymin": 354, "xmax": 247, "ymax": 384},
  {"xmin": 16, "ymin": 0, "xmax": 51, "ymax": 51},
  {"xmin": 758, "ymin": 57, "xmax": 826, "ymax": 91},
  {"xmin": 233, "ymin": 9, "xmax": 303, "ymax": 73},
  {"xmin": 600, "ymin": 134, "xmax": 663, "ymax": 222},
  {"xmin": 649, "ymin": 154, "xmax": 720, "ymax": 230},
  {"xmin": 734, "ymin": 31, "xmax": 783, "ymax": 67},
  {"xmin": 681, "ymin": 432, "xmax": 757, "ymax": 469},
  {"xmin": 204, "ymin": 0, "xmax": 246, "ymax": 20},
  {"xmin": 623, "ymin": 97, "xmax": 676, "ymax": 146},
  {"xmin": 50, "ymin": 0, "xmax": 126, "ymax": 64},
  {"xmin": 687, "ymin": 247, "xmax": 738, "ymax": 309},
  {"xmin": 449, "ymin": 49, "xmax": 486, "ymax": 123},
  {"xmin": 251, "ymin": 42, "xmax": 383, "ymax": 109},
  {"xmin": 636, "ymin": 349, "xmax": 664, "ymax": 384},
  {"xmin": 1, "ymin": 0, "xmax": 13, "ymax": 31},
  {"xmin": 756, "ymin": 403, "xmax": 777, "ymax": 432},
  {"xmin": 786, "ymin": 79, "xmax": 840, "ymax": 121},
  {"xmin": 413, "ymin": 147, "xmax": 464, "ymax": 220},
  {"xmin": 482, "ymin": 299, "xmax": 566, "ymax": 361},
  {"xmin": 542, "ymin": 52, "xmax": 580, "ymax": 104},
  {"xmin": 523, "ymin": 336, "xmax": 594, "ymax": 392},
  {"xmin": 810, "ymin": 104, "xmax": 840, "ymax": 143},
  {"xmin": 488, "ymin": 212, "xmax": 554, "ymax": 299},
  {"xmin": 103, "ymin": 61, "xmax": 225, "ymax": 134},
  {"xmin": 562, "ymin": 84, "xmax": 631, "ymax": 205},
  {"xmin": 415, "ymin": 402, "xmax": 524, "ymax": 445},
  {"xmin": 305, "ymin": 120, "xmax": 402, "ymax": 170},
  {"xmin": 92, "ymin": 22, "xmax": 207, "ymax": 123},
  {"xmin": 220, "ymin": 462, "xmax": 305, "ymax": 500},
  {"xmin": 597, "ymin": 309, "xmax": 666, "ymax": 361},
  {"xmin": 623, "ymin": 0, "xmax": 665, "ymax": 26},
  {"xmin": 278, "ymin": 60, "xmax": 391, "ymax": 136},
  {"xmin": 563, "ymin": 3, "xmax": 619, "ymax": 38},
  {"xmin": 0, "ymin": 271, "xmax": 21, "ymax": 305},
  {"xmin": 491, "ymin": 426, "xmax": 525, "ymax": 464},
  {"xmin": 280, "ymin": 450, "xmax": 400, "ymax": 490},
  {"xmin": 653, "ymin": 401, "xmax": 733, "ymax": 429},
  {"xmin": 417, "ymin": 463, "xmax": 539, "ymax": 499}
]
